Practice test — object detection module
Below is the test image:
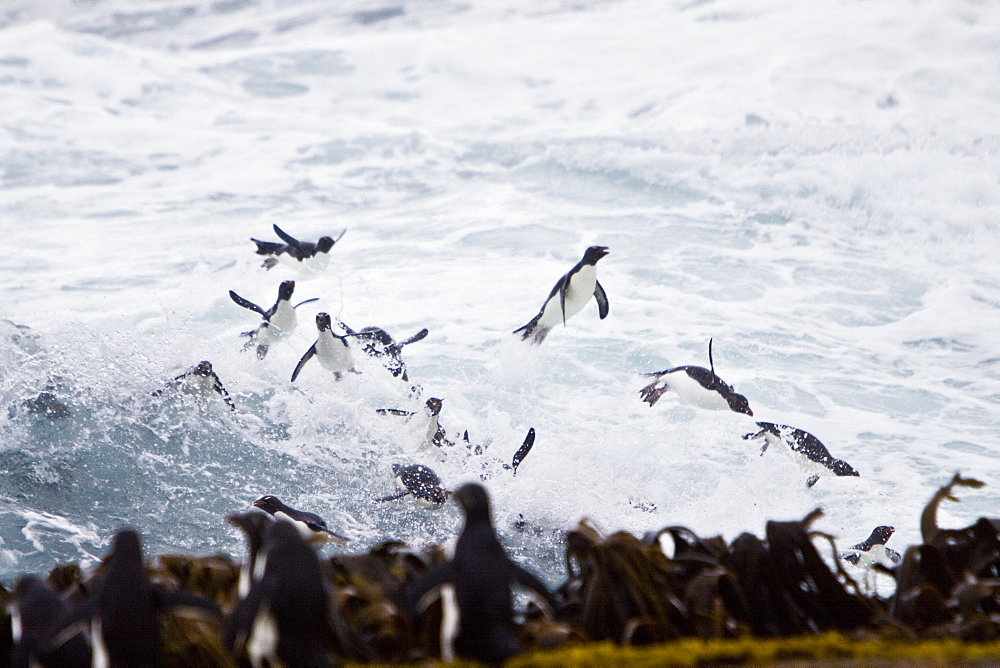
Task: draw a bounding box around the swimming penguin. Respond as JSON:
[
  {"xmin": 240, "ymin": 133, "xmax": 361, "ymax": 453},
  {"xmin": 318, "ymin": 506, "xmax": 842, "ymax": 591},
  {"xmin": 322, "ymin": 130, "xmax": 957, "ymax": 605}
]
[
  {"xmin": 639, "ymin": 339, "xmax": 753, "ymax": 416},
  {"xmin": 377, "ymin": 397, "xmax": 455, "ymax": 448},
  {"xmin": 841, "ymin": 525, "xmax": 901, "ymax": 568},
  {"xmin": 151, "ymin": 360, "xmax": 236, "ymax": 411},
  {"xmin": 252, "ymin": 495, "xmax": 350, "ymax": 546},
  {"xmin": 251, "ymin": 224, "xmax": 345, "ymax": 271},
  {"xmin": 227, "ymin": 509, "xmax": 275, "ymax": 600},
  {"xmin": 338, "ymin": 319, "xmax": 428, "ymax": 381},
  {"xmin": 230, "ymin": 280, "xmax": 318, "ymax": 359},
  {"xmin": 376, "ymin": 464, "xmax": 450, "ymax": 507},
  {"xmin": 290, "ymin": 313, "xmax": 357, "ymax": 382},
  {"xmin": 49, "ymin": 528, "xmax": 219, "ymax": 668},
  {"xmin": 513, "ymin": 246, "xmax": 610, "ymax": 344},
  {"xmin": 224, "ymin": 520, "xmax": 340, "ymax": 667},
  {"xmin": 405, "ymin": 483, "xmax": 558, "ymax": 664},
  {"xmin": 10, "ymin": 575, "xmax": 91, "ymax": 668},
  {"xmin": 743, "ymin": 421, "xmax": 859, "ymax": 487}
]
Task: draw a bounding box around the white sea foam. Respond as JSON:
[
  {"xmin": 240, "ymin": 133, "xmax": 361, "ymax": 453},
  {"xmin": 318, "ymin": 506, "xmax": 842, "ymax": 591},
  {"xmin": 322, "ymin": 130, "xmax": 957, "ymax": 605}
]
[{"xmin": 0, "ymin": 0, "xmax": 998, "ymax": 586}]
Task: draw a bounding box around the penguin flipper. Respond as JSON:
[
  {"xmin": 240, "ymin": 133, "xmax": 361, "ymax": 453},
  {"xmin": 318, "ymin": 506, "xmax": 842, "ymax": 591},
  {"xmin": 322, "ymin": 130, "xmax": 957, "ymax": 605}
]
[
  {"xmin": 511, "ymin": 428, "xmax": 535, "ymax": 475},
  {"xmin": 511, "ymin": 563, "xmax": 559, "ymax": 615},
  {"xmin": 152, "ymin": 585, "xmax": 221, "ymax": 618},
  {"xmin": 291, "ymin": 343, "xmax": 317, "ymax": 382},
  {"xmin": 211, "ymin": 372, "xmax": 237, "ymax": 411},
  {"xmin": 594, "ymin": 280, "xmax": 609, "ymax": 319},
  {"xmin": 272, "ymin": 223, "xmax": 304, "ymax": 249},
  {"xmin": 405, "ymin": 562, "xmax": 455, "ymax": 619},
  {"xmin": 252, "ymin": 239, "xmax": 285, "ymax": 256},
  {"xmin": 229, "ymin": 290, "xmax": 267, "ymax": 317},
  {"xmin": 842, "ymin": 552, "xmax": 861, "ymax": 566},
  {"xmin": 398, "ymin": 328, "xmax": 429, "ymax": 347},
  {"xmin": 375, "ymin": 491, "xmax": 410, "ymax": 503},
  {"xmin": 337, "ymin": 319, "xmax": 359, "ymax": 336}
]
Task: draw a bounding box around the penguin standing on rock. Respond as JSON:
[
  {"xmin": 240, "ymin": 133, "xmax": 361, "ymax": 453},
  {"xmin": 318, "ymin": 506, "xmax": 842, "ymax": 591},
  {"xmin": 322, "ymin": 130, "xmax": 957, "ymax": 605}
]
[
  {"xmin": 48, "ymin": 528, "xmax": 219, "ymax": 668},
  {"xmin": 252, "ymin": 495, "xmax": 350, "ymax": 546},
  {"xmin": 639, "ymin": 339, "xmax": 753, "ymax": 416},
  {"xmin": 10, "ymin": 575, "xmax": 91, "ymax": 668},
  {"xmin": 405, "ymin": 483, "xmax": 558, "ymax": 664},
  {"xmin": 514, "ymin": 246, "xmax": 610, "ymax": 344},
  {"xmin": 251, "ymin": 224, "xmax": 345, "ymax": 271},
  {"xmin": 743, "ymin": 421, "xmax": 859, "ymax": 487},
  {"xmin": 230, "ymin": 280, "xmax": 317, "ymax": 359},
  {"xmin": 224, "ymin": 520, "xmax": 341, "ymax": 667},
  {"xmin": 290, "ymin": 313, "xmax": 358, "ymax": 382}
]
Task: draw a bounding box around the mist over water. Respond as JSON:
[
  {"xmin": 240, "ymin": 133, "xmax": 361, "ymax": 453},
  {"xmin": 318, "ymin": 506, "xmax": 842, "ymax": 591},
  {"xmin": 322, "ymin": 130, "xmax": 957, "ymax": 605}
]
[{"xmin": 1, "ymin": 0, "xmax": 998, "ymax": 588}]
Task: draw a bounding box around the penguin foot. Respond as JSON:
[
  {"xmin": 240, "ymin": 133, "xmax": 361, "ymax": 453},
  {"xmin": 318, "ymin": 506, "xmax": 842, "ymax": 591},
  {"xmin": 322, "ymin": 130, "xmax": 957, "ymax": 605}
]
[
  {"xmin": 256, "ymin": 344, "xmax": 269, "ymax": 360},
  {"xmin": 639, "ymin": 382, "xmax": 668, "ymax": 406}
]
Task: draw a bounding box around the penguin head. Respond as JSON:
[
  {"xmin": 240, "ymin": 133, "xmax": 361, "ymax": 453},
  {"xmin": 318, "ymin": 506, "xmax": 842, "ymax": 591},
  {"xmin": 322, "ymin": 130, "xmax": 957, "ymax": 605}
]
[
  {"xmin": 832, "ymin": 459, "xmax": 860, "ymax": 478},
  {"xmin": 869, "ymin": 525, "xmax": 895, "ymax": 545},
  {"xmin": 425, "ymin": 397, "xmax": 443, "ymax": 416},
  {"xmin": 108, "ymin": 528, "xmax": 144, "ymax": 569},
  {"xmin": 725, "ymin": 391, "xmax": 754, "ymax": 417},
  {"xmin": 316, "ymin": 313, "xmax": 332, "ymax": 332},
  {"xmin": 582, "ymin": 246, "xmax": 610, "ymax": 265},
  {"xmin": 227, "ymin": 509, "xmax": 274, "ymax": 547},
  {"xmin": 194, "ymin": 361, "xmax": 214, "ymax": 376},
  {"xmin": 316, "ymin": 236, "xmax": 336, "ymax": 253},
  {"xmin": 278, "ymin": 280, "xmax": 296, "ymax": 301},
  {"xmin": 454, "ymin": 483, "xmax": 492, "ymax": 524},
  {"xmin": 252, "ymin": 495, "xmax": 287, "ymax": 515}
]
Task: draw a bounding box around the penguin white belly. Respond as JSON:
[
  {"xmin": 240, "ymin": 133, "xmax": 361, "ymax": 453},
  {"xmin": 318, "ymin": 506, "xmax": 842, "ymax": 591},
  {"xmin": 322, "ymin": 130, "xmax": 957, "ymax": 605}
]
[
  {"xmin": 247, "ymin": 608, "xmax": 279, "ymax": 667},
  {"xmin": 316, "ymin": 333, "xmax": 353, "ymax": 374},
  {"xmin": 660, "ymin": 370, "xmax": 730, "ymax": 410},
  {"xmin": 264, "ymin": 302, "xmax": 297, "ymax": 341},
  {"xmin": 180, "ymin": 374, "xmax": 215, "ymax": 398},
  {"xmin": 536, "ymin": 265, "xmax": 597, "ymax": 329},
  {"xmin": 846, "ymin": 544, "xmax": 895, "ymax": 569}
]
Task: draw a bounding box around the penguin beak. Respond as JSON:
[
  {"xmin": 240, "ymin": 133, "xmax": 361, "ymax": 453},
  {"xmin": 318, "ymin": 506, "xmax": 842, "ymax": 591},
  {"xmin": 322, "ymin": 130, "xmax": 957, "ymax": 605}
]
[{"xmin": 311, "ymin": 528, "xmax": 349, "ymax": 547}]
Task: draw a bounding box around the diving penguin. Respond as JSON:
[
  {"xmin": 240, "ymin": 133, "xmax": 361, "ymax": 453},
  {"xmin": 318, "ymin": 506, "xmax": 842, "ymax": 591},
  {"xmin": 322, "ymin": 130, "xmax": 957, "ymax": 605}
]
[
  {"xmin": 251, "ymin": 224, "xmax": 345, "ymax": 271},
  {"xmin": 230, "ymin": 280, "xmax": 318, "ymax": 359},
  {"xmin": 513, "ymin": 246, "xmax": 610, "ymax": 344},
  {"xmin": 290, "ymin": 312, "xmax": 358, "ymax": 382},
  {"xmin": 252, "ymin": 495, "xmax": 350, "ymax": 546},
  {"xmin": 743, "ymin": 421, "xmax": 859, "ymax": 487},
  {"xmin": 639, "ymin": 338, "xmax": 753, "ymax": 416},
  {"xmin": 841, "ymin": 525, "xmax": 901, "ymax": 569},
  {"xmin": 376, "ymin": 464, "xmax": 450, "ymax": 508},
  {"xmin": 405, "ymin": 483, "xmax": 559, "ymax": 664}
]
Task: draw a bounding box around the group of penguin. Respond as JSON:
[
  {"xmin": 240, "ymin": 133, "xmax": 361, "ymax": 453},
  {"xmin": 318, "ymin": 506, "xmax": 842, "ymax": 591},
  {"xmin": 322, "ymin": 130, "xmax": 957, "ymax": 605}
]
[{"xmin": 8, "ymin": 224, "xmax": 903, "ymax": 665}]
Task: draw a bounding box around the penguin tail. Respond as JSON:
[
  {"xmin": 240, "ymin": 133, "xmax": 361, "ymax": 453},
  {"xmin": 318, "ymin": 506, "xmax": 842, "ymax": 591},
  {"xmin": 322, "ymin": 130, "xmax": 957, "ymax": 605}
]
[{"xmin": 261, "ymin": 258, "xmax": 278, "ymax": 270}]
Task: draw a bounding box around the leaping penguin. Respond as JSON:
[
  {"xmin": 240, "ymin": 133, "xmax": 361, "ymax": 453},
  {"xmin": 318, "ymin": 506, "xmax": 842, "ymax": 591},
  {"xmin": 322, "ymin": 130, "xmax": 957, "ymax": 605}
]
[
  {"xmin": 48, "ymin": 528, "xmax": 219, "ymax": 667},
  {"xmin": 376, "ymin": 464, "xmax": 450, "ymax": 508},
  {"xmin": 151, "ymin": 360, "xmax": 236, "ymax": 411},
  {"xmin": 639, "ymin": 338, "xmax": 753, "ymax": 416},
  {"xmin": 338, "ymin": 319, "xmax": 428, "ymax": 381},
  {"xmin": 405, "ymin": 483, "xmax": 559, "ymax": 664},
  {"xmin": 252, "ymin": 495, "xmax": 350, "ymax": 546},
  {"xmin": 230, "ymin": 280, "xmax": 318, "ymax": 359},
  {"xmin": 376, "ymin": 397, "xmax": 455, "ymax": 448},
  {"xmin": 224, "ymin": 520, "xmax": 341, "ymax": 667},
  {"xmin": 841, "ymin": 525, "xmax": 901, "ymax": 568},
  {"xmin": 251, "ymin": 224, "xmax": 345, "ymax": 271},
  {"xmin": 290, "ymin": 313, "xmax": 358, "ymax": 382},
  {"xmin": 513, "ymin": 246, "xmax": 610, "ymax": 344},
  {"xmin": 743, "ymin": 421, "xmax": 859, "ymax": 487}
]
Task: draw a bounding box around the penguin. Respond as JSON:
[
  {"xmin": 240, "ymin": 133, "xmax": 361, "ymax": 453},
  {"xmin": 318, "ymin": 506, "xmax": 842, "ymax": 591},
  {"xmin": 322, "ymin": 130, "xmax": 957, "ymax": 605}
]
[
  {"xmin": 513, "ymin": 245, "xmax": 610, "ymax": 344},
  {"xmin": 405, "ymin": 483, "xmax": 558, "ymax": 664},
  {"xmin": 506, "ymin": 427, "xmax": 535, "ymax": 476},
  {"xmin": 376, "ymin": 397, "xmax": 454, "ymax": 448},
  {"xmin": 20, "ymin": 390, "xmax": 71, "ymax": 420},
  {"xmin": 227, "ymin": 509, "xmax": 275, "ymax": 600},
  {"xmin": 224, "ymin": 520, "xmax": 340, "ymax": 667},
  {"xmin": 251, "ymin": 495, "xmax": 350, "ymax": 546},
  {"xmin": 290, "ymin": 312, "xmax": 358, "ymax": 382},
  {"xmin": 376, "ymin": 464, "xmax": 450, "ymax": 508},
  {"xmin": 48, "ymin": 528, "xmax": 219, "ymax": 668},
  {"xmin": 229, "ymin": 280, "xmax": 318, "ymax": 359},
  {"xmin": 639, "ymin": 338, "xmax": 753, "ymax": 416},
  {"xmin": 476, "ymin": 428, "xmax": 535, "ymax": 481},
  {"xmin": 151, "ymin": 360, "xmax": 236, "ymax": 411},
  {"xmin": 841, "ymin": 525, "xmax": 901, "ymax": 568},
  {"xmin": 743, "ymin": 421, "xmax": 859, "ymax": 487},
  {"xmin": 9, "ymin": 575, "xmax": 91, "ymax": 668},
  {"xmin": 338, "ymin": 319, "xmax": 428, "ymax": 381},
  {"xmin": 250, "ymin": 224, "xmax": 345, "ymax": 271}
]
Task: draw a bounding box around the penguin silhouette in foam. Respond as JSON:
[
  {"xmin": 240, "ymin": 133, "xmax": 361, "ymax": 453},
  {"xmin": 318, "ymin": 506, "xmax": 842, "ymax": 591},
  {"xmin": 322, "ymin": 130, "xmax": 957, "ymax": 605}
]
[
  {"xmin": 639, "ymin": 338, "xmax": 753, "ymax": 416},
  {"xmin": 743, "ymin": 421, "xmax": 859, "ymax": 487},
  {"xmin": 405, "ymin": 483, "xmax": 558, "ymax": 664},
  {"xmin": 151, "ymin": 360, "xmax": 235, "ymax": 411},
  {"xmin": 230, "ymin": 280, "xmax": 317, "ymax": 359},
  {"xmin": 514, "ymin": 246, "xmax": 610, "ymax": 344}
]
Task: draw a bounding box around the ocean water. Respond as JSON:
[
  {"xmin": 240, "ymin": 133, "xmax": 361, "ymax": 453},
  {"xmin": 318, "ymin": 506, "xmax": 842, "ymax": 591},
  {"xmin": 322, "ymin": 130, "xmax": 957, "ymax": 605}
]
[{"xmin": 1, "ymin": 0, "xmax": 998, "ymax": 589}]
